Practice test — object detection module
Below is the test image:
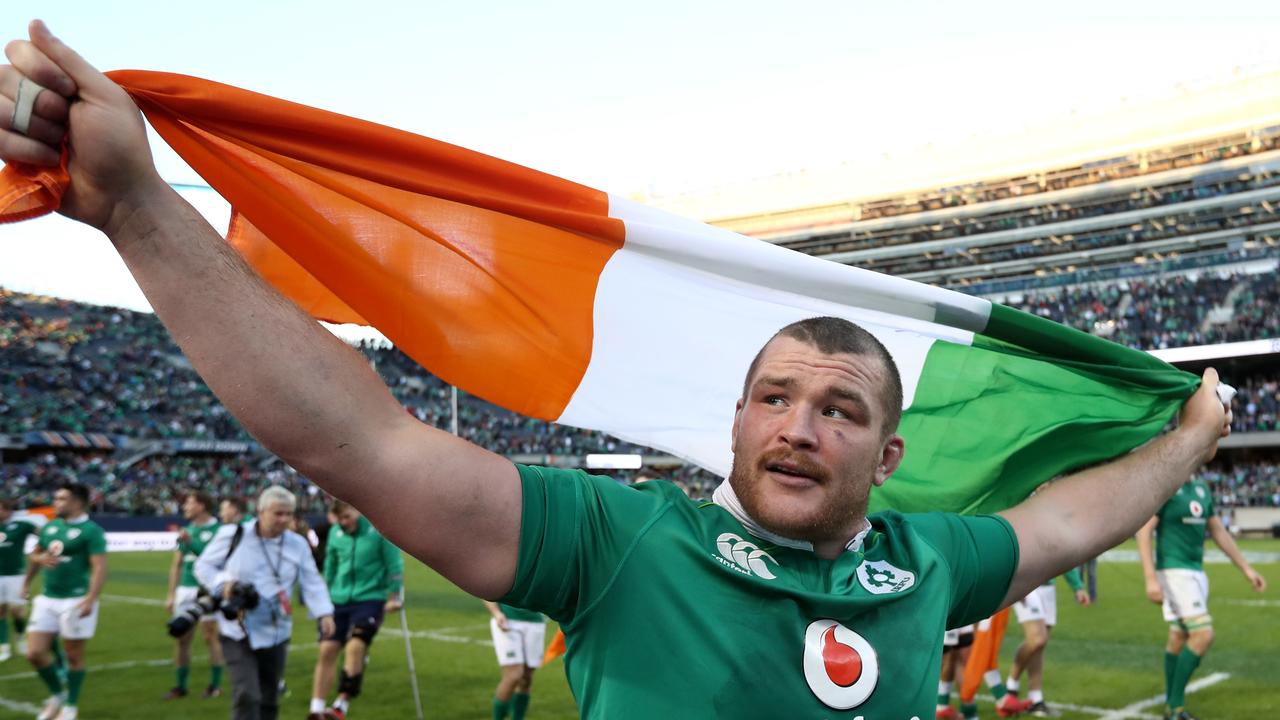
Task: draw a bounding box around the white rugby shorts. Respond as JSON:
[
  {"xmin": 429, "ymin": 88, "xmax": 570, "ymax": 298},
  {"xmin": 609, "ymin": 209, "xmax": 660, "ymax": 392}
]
[
  {"xmin": 30, "ymin": 595, "xmax": 99, "ymax": 639},
  {"xmin": 1158, "ymin": 568, "xmax": 1211, "ymax": 625},
  {"xmin": 0, "ymin": 575, "xmax": 24, "ymax": 606},
  {"xmin": 943, "ymin": 624, "xmax": 975, "ymax": 647},
  {"xmin": 1014, "ymin": 584, "xmax": 1059, "ymax": 627},
  {"xmin": 490, "ymin": 618, "xmax": 546, "ymax": 668}
]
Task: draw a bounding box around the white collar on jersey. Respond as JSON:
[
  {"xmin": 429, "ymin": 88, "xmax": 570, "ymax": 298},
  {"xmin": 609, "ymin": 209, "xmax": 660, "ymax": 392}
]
[
  {"xmin": 712, "ymin": 480, "xmax": 872, "ymax": 554},
  {"xmin": 66, "ymin": 514, "xmax": 90, "ymax": 525}
]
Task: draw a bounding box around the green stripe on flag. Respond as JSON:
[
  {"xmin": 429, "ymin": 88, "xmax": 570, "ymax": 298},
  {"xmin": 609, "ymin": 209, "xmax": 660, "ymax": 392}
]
[{"xmin": 870, "ymin": 304, "xmax": 1199, "ymax": 515}]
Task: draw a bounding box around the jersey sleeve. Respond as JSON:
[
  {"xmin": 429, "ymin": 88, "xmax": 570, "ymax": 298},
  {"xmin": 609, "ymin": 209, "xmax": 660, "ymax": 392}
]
[
  {"xmin": 1062, "ymin": 567, "xmax": 1084, "ymax": 592},
  {"xmin": 910, "ymin": 512, "xmax": 1020, "ymax": 628},
  {"xmin": 323, "ymin": 528, "xmax": 338, "ymax": 588},
  {"xmin": 88, "ymin": 526, "xmax": 107, "ymax": 555},
  {"xmin": 381, "ymin": 535, "xmax": 404, "ymax": 595},
  {"xmin": 499, "ymin": 464, "xmax": 670, "ymax": 624}
]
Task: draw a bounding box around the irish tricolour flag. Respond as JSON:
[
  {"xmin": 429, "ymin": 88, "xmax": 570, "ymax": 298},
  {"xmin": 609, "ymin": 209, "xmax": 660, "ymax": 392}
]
[{"xmin": 0, "ymin": 72, "xmax": 1199, "ymax": 514}]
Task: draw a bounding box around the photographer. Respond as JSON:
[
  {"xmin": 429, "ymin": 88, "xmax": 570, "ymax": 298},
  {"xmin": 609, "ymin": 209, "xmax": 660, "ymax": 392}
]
[{"xmin": 196, "ymin": 486, "xmax": 334, "ymax": 720}]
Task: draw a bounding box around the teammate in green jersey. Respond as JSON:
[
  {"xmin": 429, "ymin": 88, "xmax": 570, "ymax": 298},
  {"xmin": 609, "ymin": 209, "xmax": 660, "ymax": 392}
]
[
  {"xmin": 219, "ymin": 496, "xmax": 248, "ymax": 526},
  {"xmin": 936, "ymin": 625, "xmax": 974, "ymax": 720},
  {"xmin": 22, "ymin": 484, "xmax": 107, "ymax": 720},
  {"xmin": 1137, "ymin": 475, "xmax": 1266, "ymax": 720},
  {"xmin": 308, "ymin": 499, "xmax": 404, "ymax": 720},
  {"xmin": 1000, "ymin": 479, "xmax": 1092, "ymax": 717},
  {"xmin": 0, "ymin": 499, "xmax": 40, "ymax": 662},
  {"xmin": 164, "ymin": 491, "xmax": 225, "ymax": 700},
  {"xmin": 0, "ymin": 50, "xmax": 1236, "ymax": 716},
  {"xmin": 484, "ymin": 600, "xmax": 546, "ymax": 720},
  {"xmin": 1001, "ymin": 569, "xmax": 1090, "ymax": 717}
]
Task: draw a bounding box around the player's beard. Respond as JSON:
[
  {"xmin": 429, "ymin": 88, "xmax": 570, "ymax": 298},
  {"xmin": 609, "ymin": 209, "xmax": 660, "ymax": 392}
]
[{"xmin": 726, "ymin": 447, "xmax": 873, "ymax": 546}]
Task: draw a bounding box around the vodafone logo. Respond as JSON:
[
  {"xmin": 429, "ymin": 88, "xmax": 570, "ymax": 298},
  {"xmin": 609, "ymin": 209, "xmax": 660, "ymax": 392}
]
[
  {"xmin": 803, "ymin": 619, "xmax": 879, "ymax": 710},
  {"xmin": 713, "ymin": 533, "xmax": 778, "ymax": 580},
  {"xmin": 1189, "ymin": 500, "xmax": 1204, "ymax": 518}
]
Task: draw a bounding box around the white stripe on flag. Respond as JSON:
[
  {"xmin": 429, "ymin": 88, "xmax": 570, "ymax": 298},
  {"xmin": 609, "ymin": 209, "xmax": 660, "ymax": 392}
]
[{"xmin": 557, "ymin": 196, "xmax": 988, "ymax": 476}]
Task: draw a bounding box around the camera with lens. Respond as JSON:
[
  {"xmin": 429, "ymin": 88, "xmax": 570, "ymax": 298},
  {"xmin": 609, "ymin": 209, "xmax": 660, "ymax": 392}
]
[
  {"xmin": 219, "ymin": 581, "xmax": 261, "ymax": 619},
  {"xmin": 165, "ymin": 582, "xmax": 261, "ymax": 637},
  {"xmin": 166, "ymin": 589, "xmax": 220, "ymax": 637}
]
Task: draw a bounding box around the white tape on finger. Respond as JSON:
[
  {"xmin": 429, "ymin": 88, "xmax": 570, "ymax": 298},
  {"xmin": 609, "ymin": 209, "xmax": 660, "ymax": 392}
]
[
  {"xmin": 1216, "ymin": 383, "xmax": 1236, "ymax": 406},
  {"xmin": 10, "ymin": 77, "xmax": 47, "ymax": 136}
]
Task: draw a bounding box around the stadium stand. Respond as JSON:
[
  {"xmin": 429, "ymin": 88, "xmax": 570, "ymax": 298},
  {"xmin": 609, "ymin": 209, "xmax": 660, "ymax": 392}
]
[{"xmin": 2, "ymin": 277, "xmax": 1276, "ymax": 514}]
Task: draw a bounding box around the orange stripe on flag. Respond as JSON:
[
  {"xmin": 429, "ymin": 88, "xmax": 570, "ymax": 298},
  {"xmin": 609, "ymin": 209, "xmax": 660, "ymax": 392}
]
[
  {"xmin": 542, "ymin": 627, "xmax": 566, "ymax": 665},
  {"xmin": 0, "ymin": 71, "xmax": 625, "ymax": 420}
]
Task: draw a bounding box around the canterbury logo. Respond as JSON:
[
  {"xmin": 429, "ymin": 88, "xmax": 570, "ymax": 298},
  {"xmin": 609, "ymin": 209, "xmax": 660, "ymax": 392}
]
[{"xmin": 713, "ymin": 533, "xmax": 778, "ymax": 580}]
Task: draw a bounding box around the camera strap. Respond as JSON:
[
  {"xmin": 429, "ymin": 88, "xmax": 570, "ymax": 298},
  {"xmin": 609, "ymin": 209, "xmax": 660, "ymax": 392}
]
[
  {"xmin": 196, "ymin": 523, "xmax": 246, "ymax": 598},
  {"xmin": 224, "ymin": 523, "xmax": 246, "ymax": 564}
]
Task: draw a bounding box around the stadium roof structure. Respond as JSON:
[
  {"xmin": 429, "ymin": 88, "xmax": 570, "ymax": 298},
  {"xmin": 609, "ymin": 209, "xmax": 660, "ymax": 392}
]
[{"xmin": 642, "ymin": 64, "xmax": 1280, "ymax": 229}]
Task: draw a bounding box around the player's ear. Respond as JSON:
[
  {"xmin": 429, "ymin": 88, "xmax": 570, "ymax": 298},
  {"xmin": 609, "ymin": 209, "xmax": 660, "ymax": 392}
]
[
  {"xmin": 873, "ymin": 434, "xmax": 904, "ymax": 487},
  {"xmin": 731, "ymin": 397, "xmax": 744, "ymax": 452}
]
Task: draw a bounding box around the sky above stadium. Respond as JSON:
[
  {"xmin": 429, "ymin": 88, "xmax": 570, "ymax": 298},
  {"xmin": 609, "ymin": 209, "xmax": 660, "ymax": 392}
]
[{"xmin": 2, "ymin": 0, "xmax": 1279, "ymax": 313}]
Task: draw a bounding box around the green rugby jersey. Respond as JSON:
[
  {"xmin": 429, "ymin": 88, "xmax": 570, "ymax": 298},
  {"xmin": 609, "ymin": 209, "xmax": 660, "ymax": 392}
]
[
  {"xmin": 178, "ymin": 518, "xmax": 221, "ymax": 588},
  {"xmin": 501, "ymin": 465, "xmax": 1019, "ymax": 718},
  {"xmin": 1040, "ymin": 567, "xmax": 1084, "ymax": 591},
  {"xmin": 0, "ymin": 519, "xmax": 39, "ymax": 576},
  {"xmin": 1155, "ymin": 478, "xmax": 1213, "ymax": 571},
  {"xmin": 498, "ymin": 602, "xmax": 543, "ymax": 623},
  {"xmin": 37, "ymin": 517, "xmax": 107, "ymax": 599},
  {"xmin": 324, "ymin": 516, "xmax": 404, "ymax": 604}
]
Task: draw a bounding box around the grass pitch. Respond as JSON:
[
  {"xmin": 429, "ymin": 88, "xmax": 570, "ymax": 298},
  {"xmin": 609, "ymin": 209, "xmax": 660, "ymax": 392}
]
[{"xmin": 0, "ymin": 540, "xmax": 1273, "ymax": 718}]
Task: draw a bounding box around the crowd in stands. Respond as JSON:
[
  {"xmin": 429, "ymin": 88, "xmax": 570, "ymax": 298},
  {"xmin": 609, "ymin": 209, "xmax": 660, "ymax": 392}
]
[
  {"xmin": 850, "ymin": 128, "xmax": 1280, "ymax": 223},
  {"xmin": 871, "ymin": 192, "xmax": 1279, "ymax": 278},
  {"xmin": 3, "ymin": 259, "xmax": 1279, "ymax": 515},
  {"xmin": 0, "ymin": 450, "xmax": 331, "ymax": 516},
  {"xmin": 796, "ymin": 171, "xmax": 1276, "ymax": 259},
  {"xmin": 1234, "ymin": 375, "xmax": 1280, "ymax": 434},
  {"xmin": 1, "ymin": 288, "xmax": 646, "ymax": 455},
  {"xmin": 1, "ymin": 289, "xmax": 243, "ymax": 439},
  {"xmin": 1204, "ymin": 462, "xmax": 1280, "ymax": 509},
  {"xmin": 779, "ymin": 126, "xmax": 1280, "ymax": 260},
  {"xmin": 1009, "ymin": 271, "xmax": 1280, "ymax": 352}
]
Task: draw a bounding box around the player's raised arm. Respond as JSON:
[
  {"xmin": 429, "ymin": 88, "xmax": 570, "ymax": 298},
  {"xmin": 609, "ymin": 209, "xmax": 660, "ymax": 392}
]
[
  {"xmin": 0, "ymin": 21, "xmax": 520, "ymax": 599},
  {"xmin": 998, "ymin": 368, "xmax": 1231, "ymax": 606}
]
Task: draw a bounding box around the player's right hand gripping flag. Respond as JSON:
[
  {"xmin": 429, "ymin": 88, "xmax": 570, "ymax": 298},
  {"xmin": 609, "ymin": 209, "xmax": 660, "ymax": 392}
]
[{"xmin": 0, "ymin": 71, "xmax": 1200, "ymax": 514}]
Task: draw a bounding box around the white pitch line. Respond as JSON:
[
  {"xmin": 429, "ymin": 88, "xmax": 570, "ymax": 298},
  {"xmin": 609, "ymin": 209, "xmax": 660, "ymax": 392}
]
[
  {"xmin": 101, "ymin": 594, "xmax": 496, "ymax": 646},
  {"xmin": 0, "ymin": 625, "xmax": 494, "ymax": 686},
  {"xmin": 0, "ymin": 695, "xmax": 41, "ymax": 715},
  {"xmin": 975, "ymin": 693, "xmax": 1160, "ymax": 719},
  {"xmin": 101, "ymin": 593, "xmax": 166, "ymax": 607},
  {"xmin": 1222, "ymin": 598, "xmax": 1280, "ymax": 607},
  {"xmin": 0, "ymin": 657, "xmax": 172, "ymax": 683},
  {"xmin": 1096, "ymin": 672, "xmax": 1231, "ymax": 720},
  {"xmin": 1099, "ymin": 549, "xmax": 1280, "ymax": 564}
]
